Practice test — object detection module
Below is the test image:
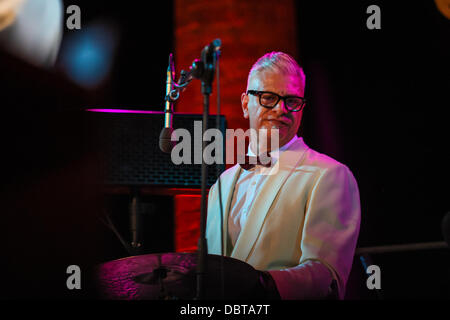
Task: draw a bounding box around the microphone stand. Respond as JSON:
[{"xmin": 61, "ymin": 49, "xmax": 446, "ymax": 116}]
[
  {"xmin": 162, "ymin": 40, "xmax": 221, "ymax": 300},
  {"xmin": 195, "ymin": 43, "xmax": 220, "ymax": 300},
  {"xmin": 196, "ymin": 86, "xmax": 211, "ymax": 300}
]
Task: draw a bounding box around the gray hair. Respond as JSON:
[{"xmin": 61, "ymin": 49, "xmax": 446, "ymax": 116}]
[{"xmin": 247, "ymin": 51, "xmax": 306, "ymax": 90}]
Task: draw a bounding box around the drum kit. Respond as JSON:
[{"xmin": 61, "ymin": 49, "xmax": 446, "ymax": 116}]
[{"xmin": 94, "ymin": 252, "xmax": 265, "ymax": 300}]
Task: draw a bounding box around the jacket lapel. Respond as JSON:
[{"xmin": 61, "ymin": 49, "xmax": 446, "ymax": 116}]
[
  {"xmin": 230, "ymin": 138, "xmax": 309, "ymax": 262},
  {"xmin": 207, "ymin": 164, "xmax": 241, "ymax": 255}
]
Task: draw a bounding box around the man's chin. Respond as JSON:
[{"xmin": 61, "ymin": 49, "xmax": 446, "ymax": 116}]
[
  {"xmin": 269, "ymin": 125, "xmax": 289, "ymax": 136},
  {"xmin": 258, "ymin": 127, "xmax": 292, "ymax": 149}
]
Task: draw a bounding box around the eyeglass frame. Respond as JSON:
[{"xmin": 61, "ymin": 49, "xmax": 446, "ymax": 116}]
[{"xmin": 246, "ymin": 90, "xmax": 306, "ymax": 112}]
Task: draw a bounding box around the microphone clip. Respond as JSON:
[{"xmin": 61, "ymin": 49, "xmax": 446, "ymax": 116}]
[
  {"xmin": 166, "ymin": 39, "xmax": 222, "ymax": 100},
  {"xmin": 193, "ymin": 39, "xmax": 221, "ymax": 95}
]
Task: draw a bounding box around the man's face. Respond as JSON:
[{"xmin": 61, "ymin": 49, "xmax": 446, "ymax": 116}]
[{"xmin": 241, "ymin": 70, "xmax": 304, "ymax": 149}]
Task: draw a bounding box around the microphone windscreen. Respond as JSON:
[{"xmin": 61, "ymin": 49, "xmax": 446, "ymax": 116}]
[
  {"xmin": 442, "ymin": 212, "xmax": 450, "ymax": 247},
  {"xmin": 159, "ymin": 127, "xmax": 175, "ymax": 153}
]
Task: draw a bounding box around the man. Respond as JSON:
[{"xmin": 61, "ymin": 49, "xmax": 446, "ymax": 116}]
[{"xmin": 206, "ymin": 52, "xmax": 361, "ymax": 299}]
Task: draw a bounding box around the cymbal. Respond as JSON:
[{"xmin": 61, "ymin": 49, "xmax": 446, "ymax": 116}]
[{"xmin": 94, "ymin": 252, "xmax": 263, "ymax": 300}]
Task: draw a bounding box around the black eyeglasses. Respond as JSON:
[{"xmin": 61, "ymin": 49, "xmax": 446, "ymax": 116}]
[{"xmin": 247, "ymin": 90, "xmax": 306, "ymax": 112}]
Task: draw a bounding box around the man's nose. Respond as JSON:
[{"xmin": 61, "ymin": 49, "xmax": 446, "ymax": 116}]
[{"xmin": 273, "ymin": 98, "xmax": 289, "ymax": 114}]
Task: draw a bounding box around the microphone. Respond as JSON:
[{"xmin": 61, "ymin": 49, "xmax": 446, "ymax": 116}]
[
  {"xmin": 159, "ymin": 53, "xmax": 176, "ymax": 153},
  {"xmin": 159, "ymin": 40, "xmax": 221, "ymax": 153},
  {"xmin": 442, "ymin": 212, "xmax": 450, "ymax": 247}
]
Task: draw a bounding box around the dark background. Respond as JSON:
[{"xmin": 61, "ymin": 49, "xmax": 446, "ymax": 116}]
[
  {"xmin": 0, "ymin": 0, "xmax": 448, "ymax": 299},
  {"xmin": 297, "ymin": 0, "xmax": 450, "ymax": 248}
]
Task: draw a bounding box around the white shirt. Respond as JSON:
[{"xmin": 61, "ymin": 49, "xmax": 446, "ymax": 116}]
[{"xmin": 228, "ymin": 135, "xmax": 299, "ymax": 247}]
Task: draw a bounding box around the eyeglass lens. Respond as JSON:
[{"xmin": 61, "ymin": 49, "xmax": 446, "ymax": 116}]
[{"xmin": 260, "ymin": 92, "xmax": 302, "ymax": 109}]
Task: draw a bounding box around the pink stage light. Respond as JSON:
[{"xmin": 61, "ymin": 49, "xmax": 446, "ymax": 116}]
[{"xmin": 85, "ymin": 108, "xmax": 164, "ymax": 114}]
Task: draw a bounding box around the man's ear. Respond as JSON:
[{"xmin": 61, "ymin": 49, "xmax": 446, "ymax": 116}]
[{"xmin": 241, "ymin": 92, "xmax": 249, "ymax": 119}]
